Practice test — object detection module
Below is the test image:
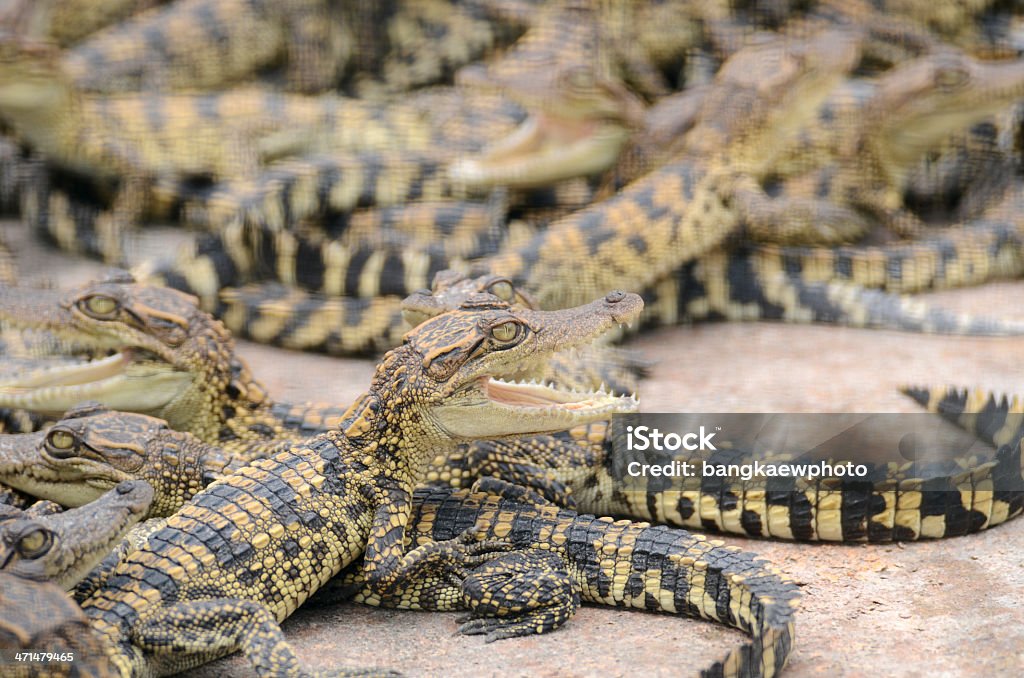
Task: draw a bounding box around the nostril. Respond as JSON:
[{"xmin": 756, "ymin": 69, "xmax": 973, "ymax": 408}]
[
  {"xmin": 115, "ymin": 481, "xmax": 133, "ymax": 495},
  {"xmin": 605, "ymin": 291, "xmax": 626, "ymax": 304}
]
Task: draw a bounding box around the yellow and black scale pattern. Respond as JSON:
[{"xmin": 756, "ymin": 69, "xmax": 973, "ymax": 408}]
[
  {"xmin": 60, "ymin": 0, "xmax": 352, "ymax": 94},
  {"xmin": 74, "ymin": 292, "xmax": 643, "ymax": 676},
  {"xmin": 137, "ymin": 36, "xmax": 1024, "ymax": 348},
  {"xmin": 751, "ymin": 204, "xmax": 1024, "ymax": 295},
  {"xmin": 0, "ymin": 409, "xmax": 798, "ymax": 678},
  {"xmin": 442, "ymin": 415, "xmax": 1024, "ymax": 542},
  {"xmin": 905, "ymin": 386, "xmax": 1024, "ymax": 452},
  {"xmin": 378, "ymin": 485, "xmax": 799, "ymax": 678},
  {"xmin": 155, "ymin": 189, "xmax": 514, "ymax": 310},
  {"xmin": 396, "ymin": 276, "xmax": 1024, "ymax": 541},
  {"xmin": 182, "ymin": 237, "xmax": 1024, "ymax": 361},
  {"xmin": 17, "ymin": 88, "xmax": 526, "ymax": 266},
  {"xmin": 0, "ymin": 275, "xmax": 357, "ymax": 447}
]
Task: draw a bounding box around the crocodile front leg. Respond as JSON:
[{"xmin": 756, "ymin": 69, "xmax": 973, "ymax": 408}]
[{"xmin": 132, "ymin": 599, "xmax": 397, "ymax": 678}]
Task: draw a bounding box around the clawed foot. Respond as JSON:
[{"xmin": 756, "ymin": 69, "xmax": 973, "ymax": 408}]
[{"xmin": 456, "ymin": 549, "xmax": 580, "ymax": 642}]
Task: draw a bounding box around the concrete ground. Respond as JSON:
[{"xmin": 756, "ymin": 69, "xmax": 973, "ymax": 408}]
[{"xmin": 3, "ymin": 220, "xmax": 1023, "ymax": 677}]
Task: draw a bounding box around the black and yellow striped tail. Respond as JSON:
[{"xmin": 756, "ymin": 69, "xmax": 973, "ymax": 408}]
[{"xmin": 902, "ymin": 386, "xmax": 1024, "ymax": 449}]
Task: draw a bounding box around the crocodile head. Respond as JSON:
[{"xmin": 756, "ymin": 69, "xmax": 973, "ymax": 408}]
[
  {"xmin": 0, "ymin": 402, "xmax": 225, "ymax": 515},
  {"xmin": 683, "ymin": 27, "xmax": 862, "ymax": 164},
  {"xmin": 401, "ymin": 271, "xmax": 645, "ymax": 396},
  {"xmin": 0, "ymin": 480, "xmax": 152, "ymax": 589},
  {"xmin": 0, "ymin": 33, "xmax": 70, "ymax": 144},
  {"xmin": 449, "ymin": 1, "xmax": 644, "ymax": 190},
  {"xmin": 360, "ymin": 290, "xmax": 642, "ymax": 456},
  {"xmin": 0, "ymin": 273, "xmax": 268, "ymax": 442},
  {"xmin": 865, "ymin": 49, "xmax": 1024, "ymax": 187},
  {"xmin": 401, "ymin": 271, "xmax": 537, "ymax": 329}
]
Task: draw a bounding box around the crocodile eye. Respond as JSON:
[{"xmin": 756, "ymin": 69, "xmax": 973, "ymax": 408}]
[
  {"xmin": 487, "ymin": 280, "xmax": 515, "ymax": 302},
  {"xmin": 16, "ymin": 527, "xmax": 52, "ymax": 560},
  {"xmin": 490, "ymin": 321, "xmax": 520, "ymax": 342},
  {"xmin": 562, "ymin": 66, "xmax": 594, "ymax": 90},
  {"xmin": 80, "ymin": 294, "xmax": 119, "ymax": 318},
  {"xmin": 45, "ymin": 430, "xmax": 77, "ymax": 457},
  {"xmin": 934, "ymin": 66, "xmax": 968, "ymax": 90}
]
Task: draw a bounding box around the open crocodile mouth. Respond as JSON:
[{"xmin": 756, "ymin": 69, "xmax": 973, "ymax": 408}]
[
  {"xmin": 0, "ymin": 349, "xmax": 191, "ymax": 415},
  {"xmin": 434, "ymin": 370, "xmax": 637, "ymax": 440},
  {"xmin": 448, "ymin": 112, "xmax": 632, "ymax": 190},
  {"xmin": 482, "ymin": 376, "xmax": 633, "ymax": 413}
]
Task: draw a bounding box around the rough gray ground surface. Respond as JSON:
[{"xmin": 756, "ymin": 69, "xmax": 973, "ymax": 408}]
[{"xmin": 3, "ymin": 220, "xmax": 1023, "ymax": 677}]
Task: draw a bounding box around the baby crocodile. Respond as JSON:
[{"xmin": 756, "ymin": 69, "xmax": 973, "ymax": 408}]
[
  {"xmin": 0, "ymin": 410, "xmax": 798, "ymax": 678},
  {"xmin": 0, "ymin": 480, "xmax": 152, "ymax": 589},
  {"xmin": 76, "ymin": 290, "xmax": 642, "ymax": 676}
]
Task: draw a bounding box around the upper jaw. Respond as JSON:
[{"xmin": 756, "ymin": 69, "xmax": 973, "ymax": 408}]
[
  {"xmin": 448, "ymin": 112, "xmax": 632, "ymax": 190},
  {"xmin": 0, "ymin": 351, "xmax": 192, "ymax": 416},
  {"xmin": 431, "ymin": 374, "xmax": 638, "ymax": 440}
]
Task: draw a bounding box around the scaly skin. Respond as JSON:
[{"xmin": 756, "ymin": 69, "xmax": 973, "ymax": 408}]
[
  {"xmin": 0, "ymin": 35, "xmax": 524, "ymax": 262},
  {"xmin": 61, "ymin": 0, "xmax": 350, "ymax": 93},
  {"xmin": 146, "ymin": 181, "xmax": 514, "ymax": 307},
  {"xmin": 343, "ymin": 484, "xmax": 801, "ymax": 678},
  {"xmin": 449, "ymin": 0, "xmax": 646, "ymax": 191},
  {"xmin": 0, "ymin": 572, "xmax": 115, "ymax": 678},
  {"xmin": 747, "ymin": 202, "xmax": 1024, "ymax": 295},
  {"xmin": 7, "ymin": 279, "xmax": 1020, "ymax": 543},
  {"xmin": 902, "ymin": 385, "xmax": 1024, "ymax": 451},
  {"xmin": 14, "ymin": 87, "xmax": 524, "ymax": 264},
  {"xmin": 0, "ymin": 0, "xmax": 162, "ymax": 46},
  {"xmin": 77, "ymin": 290, "xmax": 642, "ymax": 677},
  {"xmin": 350, "ymin": 0, "xmax": 520, "ymax": 97},
  {"xmin": 193, "ymin": 243, "xmax": 1024, "ymax": 358},
  {"xmin": 0, "ymin": 420, "xmax": 799, "ymax": 678},
  {"xmin": 394, "ymin": 273, "xmax": 1024, "ymax": 540},
  {"xmin": 467, "ymin": 27, "xmax": 862, "ymax": 311},
  {"xmin": 0, "ymin": 41, "xmax": 441, "ymax": 181},
  {"xmin": 0, "ymin": 480, "xmax": 152, "ymax": 589},
  {"xmin": 740, "ymin": 49, "xmax": 1024, "ymax": 242}
]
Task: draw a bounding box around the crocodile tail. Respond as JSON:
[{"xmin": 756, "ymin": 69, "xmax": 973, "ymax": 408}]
[
  {"xmin": 755, "ymin": 219, "xmax": 1024, "ymax": 295},
  {"xmin": 901, "ymin": 386, "xmax": 1024, "ymax": 534},
  {"xmin": 570, "ymin": 519, "xmax": 800, "ymax": 678},
  {"xmin": 409, "ymin": 489, "xmax": 799, "ymax": 677},
  {"xmin": 215, "ymin": 283, "xmax": 406, "ymax": 355},
  {"xmin": 902, "ymin": 386, "xmax": 1024, "ymax": 449}
]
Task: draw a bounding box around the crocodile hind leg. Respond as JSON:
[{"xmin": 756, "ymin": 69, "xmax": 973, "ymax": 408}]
[
  {"xmin": 458, "ymin": 548, "xmax": 581, "ymax": 642},
  {"xmin": 132, "ymin": 598, "xmax": 396, "ymax": 677},
  {"xmin": 360, "ymin": 488, "xmax": 515, "ymax": 602}
]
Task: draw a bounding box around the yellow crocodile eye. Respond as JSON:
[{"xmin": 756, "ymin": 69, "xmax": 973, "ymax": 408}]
[
  {"xmin": 488, "ymin": 280, "xmax": 515, "ymax": 302},
  {"xmin": 563, "ymin": 66, "xmax": 593, "ymax": 89},
  {"xmin": 490, "ymin": 321, "xmax": 519, "ymax": 342},
  {"xmin": 935, "ymin": 67, "xmax": 967, "ymax": 90},
  {"xmin": 46, "ymin": 430, "xmax": 76, "ymax": 456},
  {"xmin": 82, "ymin": 294, "xmax": 118, "ymax": 317},
  {"xmin": 18, "ymin": 528, "xmax": 52, "ymax": 559}
]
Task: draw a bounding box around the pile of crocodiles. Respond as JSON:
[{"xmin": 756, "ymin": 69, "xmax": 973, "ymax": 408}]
[
  {"xmin": 0, "ymin": 273, "xmax": 1021, "ymax": 677},
  {"xmin": 0, "ymin": 1, "xmax": 1023, "ymax": 677}
]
